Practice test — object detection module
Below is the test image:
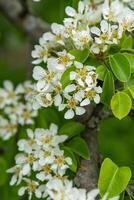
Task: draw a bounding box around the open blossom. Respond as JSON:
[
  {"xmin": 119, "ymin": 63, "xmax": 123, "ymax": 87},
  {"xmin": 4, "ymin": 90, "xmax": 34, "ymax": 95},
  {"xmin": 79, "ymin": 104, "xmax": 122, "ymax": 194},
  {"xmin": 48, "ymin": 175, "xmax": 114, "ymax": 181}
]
[
  {"xmin": 48, "ymin": 50, "xmax": 75, "ymax": 72},
  {"xmin": 0, "ymin": 81, "xmax": 38, "ymax": 140},
  {"xmin": 0, "ymin": 116, "xmax": 17, "ymax": 140},
  {"xmin": 7, "ymin": 124, "xmax": 72, "ymax": 199}
]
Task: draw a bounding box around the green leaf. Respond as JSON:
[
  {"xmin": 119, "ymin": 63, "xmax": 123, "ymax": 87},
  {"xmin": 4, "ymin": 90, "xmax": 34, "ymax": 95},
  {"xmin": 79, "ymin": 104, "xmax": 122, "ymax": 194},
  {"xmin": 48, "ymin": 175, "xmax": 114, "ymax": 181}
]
[
  {"xmin": 121, "ymin": 35, "xmax": 133, "ymax": 49},
  {"xmin": 85, "ymin": 57, "xmax": 101, "ymax": 67},
  {"xmin": 109, "ymin": 53, "xmax": 131, "ymax": 82},
  {"xmin": 101, "ymin": 71, "xmax": 115, "ymax": 106},
  {"xmin": 128, "ymin": 86, "xmax": 134, "ymax": 98},
  {"xmin": 67, "ymin": 137, "xmax": 90, "ymax": 160},
  {"xmin": 0, "ymin": 158, "xmax": 7, "ymax": 186},
  {"xmin": 62, "ymin": 146, "xmax": 77, "ymax": 172},
  {"xmin": 60, "ymin": 66, "xmax": 75, "ymax": 88},
  {"xmin": 69, "ymin": 49, "xmax": 89, "ymax": 63},
  {"xmin": 111, "ymin": 92, "xmax": 132, "ymax": 120},
  {"xmin": 98, "ymin": 117, "xmax": 134, "ymax": 174},
  {"xmin": 96, "ymin": 65, "xmax": 107, "ymax": 81},
  {"xmin": 98, "ymin": 158, "xmax": 131, "ymax": 198},
  {"xmin": 123, "ymin": 53, "xmax": 134, "ymax": 73},
  {"xmin": 37, "ymin": 108, "xmax": 61, "ymax": 128},
  {"xmin": 59, "ymin": 121, "xmax": 85, "ymax": 139}
]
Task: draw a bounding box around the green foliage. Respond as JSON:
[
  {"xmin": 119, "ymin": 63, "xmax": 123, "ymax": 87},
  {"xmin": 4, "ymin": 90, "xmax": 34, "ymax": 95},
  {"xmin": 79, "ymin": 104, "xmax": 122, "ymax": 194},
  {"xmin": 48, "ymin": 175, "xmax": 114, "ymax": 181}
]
[
  {"xmin": 111, "ymin": 92, "xmax": 132, "ymax": 120},
  {"xmin": 37, "ymin": 108, "xmax": 61, "ymax": 128},
  {"xmin": 98, "ymin": 158, "xmax": 131, "ymax": 198},
  {"xmin": 109, "ymin": 53, "xmax": 131, "ymax": 82},
  {"xmin": 59, "ymin": 121, "xmax": 85, "ymax": 139},
  {"xmin": 121, "ymin": 34, "xmax": 133, "ymax": 49},
  {"xmin": 60, "ymin": 65, "xmax": 75, "ymax": 88},
  {"xmin": 69, "ymin": 49, "xmax": 89, "ymax": 63},
  {"xmin": 96, "ymin": 65, "xmax": 107, "ymax": 81},
  {"xmin": 123, "ymin": 53, "xmax": 134, "ymax": 73},
  {"xmin": 101, "ymin": 71, "xmax": 115, "ymax": 106},
  {"xmin": 98, "ymin": 117, "xmax": 134, "ymax": 175},
  {"xmin": 67, "ymin": 137, "xmax": 90, "ymax": 160},
  {"xmin": 62, "ymin": 146, "xmax": 78, "ymax": 172},
  {"xmin": 31, "ymin": 0, "xmax": 72, "ymax": 23}
]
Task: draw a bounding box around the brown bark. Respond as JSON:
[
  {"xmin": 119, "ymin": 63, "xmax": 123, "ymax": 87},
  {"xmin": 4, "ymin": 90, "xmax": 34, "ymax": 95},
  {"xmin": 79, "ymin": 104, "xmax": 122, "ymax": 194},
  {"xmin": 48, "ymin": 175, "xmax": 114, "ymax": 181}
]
[{"xmin": 75, "ymin": 105, "xmax": 104, "ymax": 191}]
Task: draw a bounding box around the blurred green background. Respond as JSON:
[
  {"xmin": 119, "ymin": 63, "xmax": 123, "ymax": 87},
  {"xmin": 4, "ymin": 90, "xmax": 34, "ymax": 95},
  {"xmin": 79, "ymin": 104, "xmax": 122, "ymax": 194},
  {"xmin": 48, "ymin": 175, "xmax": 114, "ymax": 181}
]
[{"xmin": 0, "ymin": 0, "xmax": 134, "ymax": 199}]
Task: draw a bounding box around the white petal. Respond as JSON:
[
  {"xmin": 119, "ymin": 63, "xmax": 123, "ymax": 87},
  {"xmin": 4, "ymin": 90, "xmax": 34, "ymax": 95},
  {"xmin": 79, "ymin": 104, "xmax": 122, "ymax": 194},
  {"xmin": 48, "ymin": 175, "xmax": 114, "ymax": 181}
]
[
  {"xmin": 91, "ymin": 27, "xmax": 100, "ymax": 36},
  {"xmin": 94, "ymin": 94, "xmax": 100, "ymax": 104},
  {"xmin": 10, "ymin": 175, "xmax": 17, "ymax": 186},
  {"xmin": 54, "ymin": 94, "xmax": 62, "ymax": 106},
  {"xmin": 78, "ymin": 1, "xmax": 85, "ymax": 14},
  {"xmin": 101, "ymin": 20, "xmax": 109, "ymax": 33},
  {"xmin": 33, "ymin": 66, "xmax": 45, "ymax": 80},
  {"xmin": 18, "ymin": 187, "xmax": 26, "ymax": 196},
  {"xmin": 74, "ymin": 61, "xmax": 83, "ymax": 69},
  {"xmin": 58, "ymin": 104, "xmax": 66, "ymax": 111},
  {"xmin": 80, "ymin": 98, "xmax": 90, "ymax": 106},
  {"xmin": 75, "ymin": 107, "xmax": 86, "ymax": 116},
  {"xmin": 87, "ymin": 189, "xmax": 99, "ymax": 200},
  {"xmin": 65, "ymin": 6, "xmax": 76, "ymax": 17},
  {"xmin": 50, "ymin": 123, "xmax": 58, "ymax": 135},
  {"xmin": 64, "ymin": 109, "xmax": 74, "ymax": 119},
  {"xmin": 27, "ymin": 129, "xmax": 34, "ymax": 139},
  {"xmin": 70, "ymin": 71, "xmax": 77, "ymax": 80},
  {"xmin": 4, "ymin": 80, "xmax": 13, "ymax": 91},
  {"xmin": 95, "ymin": 86, "xmax": 102, "ymax": 93},
  {"xmin": 64, "ymin": 84, "xmax": 76, "ymax": 93},
  {"xmin": 22, "ymin": 164, "xmax": 30, "ymax": 175},
  {"xmin": 36, "ymin": 80, "xmax": 48, "ymax": 91}
]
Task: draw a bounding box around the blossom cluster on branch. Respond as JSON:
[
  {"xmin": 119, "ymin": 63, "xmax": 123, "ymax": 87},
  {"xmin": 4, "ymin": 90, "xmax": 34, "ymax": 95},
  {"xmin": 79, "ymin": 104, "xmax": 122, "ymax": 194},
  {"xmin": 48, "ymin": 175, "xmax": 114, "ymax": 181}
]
[
  {"xmin": 4, "ymin": 0, "xmax": 134, "ymax": 199},
  {"xmin": 31, "ymin": 0, "xmax": 134, "ymax": 119},
  {"xmin": 0, "ymin": 81, "xmax": 37, "ymax": 140},
  {"xmin": 7, "ymin": 124, "xmax": 101, "ymax": 200}
]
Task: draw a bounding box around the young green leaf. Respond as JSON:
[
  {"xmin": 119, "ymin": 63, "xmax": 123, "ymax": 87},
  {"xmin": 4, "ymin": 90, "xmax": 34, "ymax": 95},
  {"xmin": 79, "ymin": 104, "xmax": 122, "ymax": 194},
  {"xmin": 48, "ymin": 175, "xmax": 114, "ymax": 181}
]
[
  {"xmin": 111, "ymin": 92, "xmax": 132, "ymax": 120},
  {"xmin": 98, "ymin": 158, "xmax": 131, "ymax": 198},
  {"xmin": 69, "ymin": 49, "xmax": 89, "ymax": 63},
  {"xmin": 109, "ymin": 53, "xmax": 131, "ymax": 82},
  {"xmin": 96, "ymin": 65, "xmax": 107, "ymax": 81},
  {"xmin": 37, "ymin": 108, "xmax": 61, "ymax": 128},
  {"xmin": 59, "ymin": 121, "xmax": 85, "ymax": 139},
  {"xmin": 121, "ymin": 35, "xmax": 133, "ymax": 49},
  {"xmin": 60, "ymin": 66, "xmax": 75, "ymax": 88},
  {"xmin": 101, "ymin": 71, "xmax": 115, "ymax": 106},
  {"xmin": 62, "ymin": 146, "xmax": 77, "ymax": 172},
  {"xmin": 123, "ymin": 53, "xmax": 134, "ymax": 73},
  {"xmin": 67, "ymin": 137, "xmax": 90, "ymax": 160}
]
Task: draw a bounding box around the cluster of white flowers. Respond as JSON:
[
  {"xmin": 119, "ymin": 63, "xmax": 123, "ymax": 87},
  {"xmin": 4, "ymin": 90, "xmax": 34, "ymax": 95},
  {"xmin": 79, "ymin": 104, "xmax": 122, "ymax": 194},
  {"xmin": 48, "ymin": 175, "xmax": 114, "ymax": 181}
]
[
  {"xmin": 0, "ymin": 81, "xmax": 38, "ymax": 140},
  {"xmin": 31, "ymin": 0, "xmax": 134, "ymax": 119},
  {"xmin": 7, "ymin": 124, "xmax": 73, "ymax": 199},
  {"xmin": 8, "ymin": 123, "xmax": 115, "ymax": 200},
  {"xmin": 7, "ymin": 123, "xmax": 120, "ymax": 200}
]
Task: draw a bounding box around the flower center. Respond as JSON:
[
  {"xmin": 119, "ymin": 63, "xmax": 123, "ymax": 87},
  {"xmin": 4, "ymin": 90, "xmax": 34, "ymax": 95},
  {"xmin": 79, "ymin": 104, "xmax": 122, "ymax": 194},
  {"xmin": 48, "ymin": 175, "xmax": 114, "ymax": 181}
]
[
  {"xmin": 67, "ymin": 99, "xmax": 77, "ymax": 109},
  {"xmin": 27, "ymin": 155, "xmax": 36, "ymax": 164},
  {"xmin": 23, "ymin": 111, "xmax": 31, "ymax": 120},
  {"xmin": 5, "ymin": 124, "xmax": 17, "ymax": 132},
  {"xmin": 8, "ymin": 91, "xmax": 16, "ymax": 99},
  {"xmin": 43, "ymin": 136, "xmax": 53, "ymax": 145},
  {"xmin": 77, "ymin": 68, "xmax": 87, "ymax": 79},
  {"xmin": 86, "ymin": 90, "xmax": 96, "ymax": 99},
  {"xmin": 55, "ymin": 156, "xmax": 65, "ymax": 166},
  {"xmin": 58, "ymin": 55, "xmax": 70, "ymax": 66},
  {"xmin": 43, "ymin": 165, "xmax": 51, "ymax": 174}
]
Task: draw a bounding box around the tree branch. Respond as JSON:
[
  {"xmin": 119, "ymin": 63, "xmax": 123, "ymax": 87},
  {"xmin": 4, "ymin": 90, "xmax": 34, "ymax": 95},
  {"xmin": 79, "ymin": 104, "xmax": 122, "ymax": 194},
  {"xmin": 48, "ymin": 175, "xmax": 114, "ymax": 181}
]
[
  {"xmin": 0, "ymin": 0, "xmax": 50, "ymax": 41},
  {"xmin": 75, "ymin": 105, "xmax": 107, "ymax": 191}
]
